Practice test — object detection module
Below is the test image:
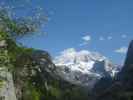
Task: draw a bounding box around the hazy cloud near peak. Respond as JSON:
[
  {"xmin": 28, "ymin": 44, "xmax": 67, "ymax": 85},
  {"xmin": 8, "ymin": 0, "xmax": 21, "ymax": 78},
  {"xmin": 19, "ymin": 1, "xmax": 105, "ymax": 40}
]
[
  {"xmin": 107, "ymin": 36, "xmax": 113, "ymax": 40},
  {"xmin": 79, "ymin": 42, "xmax": 88, "ymax": 46},
  {"xmin": 121, "ymin": 34, "xmax": 127, "ymax": 39},
  {"xmin": 82, "ymin": 35, "xmax": 91, "ymax": 41},
  {"xmin": 79, "ymin": 35, "xmax": 91, "ymax": 46},
  {"xmin": 114, "ymin": 47, "xmax": 128, "ymax": 54},
  {"xmin": 99, "ymin": 36, "xmax": 105, "ymax": 41}
]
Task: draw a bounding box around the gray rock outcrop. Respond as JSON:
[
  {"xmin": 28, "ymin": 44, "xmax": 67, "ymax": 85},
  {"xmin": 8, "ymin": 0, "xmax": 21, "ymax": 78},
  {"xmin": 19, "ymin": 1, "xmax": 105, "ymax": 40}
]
[{"xmin": 0, "ymin": 68, "xmax": 17, "ymax": 100}]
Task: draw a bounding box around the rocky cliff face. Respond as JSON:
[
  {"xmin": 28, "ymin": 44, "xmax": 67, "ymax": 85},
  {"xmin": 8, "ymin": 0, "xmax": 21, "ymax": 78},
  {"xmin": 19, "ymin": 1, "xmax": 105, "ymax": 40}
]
[
  {"xmin": 13, "ymin": 49, "xmax": 55, "ymax": 100},
  {"xmin": 0, "ymin": 68, "xmax": 17, "ymax": 100},
  {"xmin": 0, "ymin": 37, "xmax": 17, "ymax": 100},
  {"xmin": 117, "ymin": 40, "xmax": 133, "ymax": 92},
  {"xmin": 124, "ymin": 40, "xmax": 133, "ymax": 67}
]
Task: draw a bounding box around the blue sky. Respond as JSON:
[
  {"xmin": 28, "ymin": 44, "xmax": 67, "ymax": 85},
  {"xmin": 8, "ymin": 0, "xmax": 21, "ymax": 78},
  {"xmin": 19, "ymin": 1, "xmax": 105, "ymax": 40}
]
[{"xmin": 2, "ymin": 0, "xmax": 133, "ymax": 64}]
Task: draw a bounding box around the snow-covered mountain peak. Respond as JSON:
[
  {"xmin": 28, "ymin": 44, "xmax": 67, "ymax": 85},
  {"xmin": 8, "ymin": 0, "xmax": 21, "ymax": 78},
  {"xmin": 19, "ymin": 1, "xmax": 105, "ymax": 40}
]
[
  {"xmin": 53, "ymin": 48, "xmax": 119, "ymax": 88},
  {"xmin": 54, "ymin": 48, "xmax": 105, "ymax": 64}
]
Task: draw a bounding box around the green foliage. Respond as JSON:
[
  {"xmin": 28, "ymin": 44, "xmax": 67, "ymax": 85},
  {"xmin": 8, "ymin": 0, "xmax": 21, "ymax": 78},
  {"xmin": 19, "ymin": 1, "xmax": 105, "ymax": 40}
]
[
  {"xmin": 0, "ymin": 32, "xmax": 9, "ymax": 40},
  {"xmin": 0, "ymin": 80, "xmax": 4, "ymax": 88},
  {"xmin": 6, "ymin": 38, "xmax": 33, "ymax": 64},
  {"xmin": 31, "ymin": 89, "xmax": 40, "ymax": 100},
  {"xmin": 49, "ymin": 86, "xmax": 61, "ymax": 99},
  {"xmin": 22, "ymin": 83, "xmax": 41, "ymax": 100},
  {"xmin": 0, "ymin": 8, "xmax": 47, "ymax": 38}
]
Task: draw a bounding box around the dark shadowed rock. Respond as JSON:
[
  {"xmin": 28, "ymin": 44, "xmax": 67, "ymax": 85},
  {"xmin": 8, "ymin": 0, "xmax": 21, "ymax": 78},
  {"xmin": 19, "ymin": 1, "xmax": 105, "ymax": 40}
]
[
  {"xmin": 91, "ymin": 40, "xmax": 133, "ymax": 100},
  {"xmin": 92, "ymin": 60, "xmax": 111, "ymax": 77},
  {"xmin": 117, "ymin": 40, "xmax": 133, "ymax": 84},
  {"xmin": 92, "ymin": 76, "xmax": 113, "ymax": 94},
  {"xmin": 31, "ymin": 50, "xmax": 56, "ymax": 73},
  {"xmin": 118, "ymin": 40, "xmax": 133, "ymax": 90},
  {"xmin": 124, "ymin": 40, "xmax": 133, "ymax": 67}
]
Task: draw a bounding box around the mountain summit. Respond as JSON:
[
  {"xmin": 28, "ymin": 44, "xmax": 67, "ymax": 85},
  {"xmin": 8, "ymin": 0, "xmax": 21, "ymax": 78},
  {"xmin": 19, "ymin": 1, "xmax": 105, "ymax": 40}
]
[{"xmin": 54, "ymin": 48, "xmax": 118, "ymax": 89}]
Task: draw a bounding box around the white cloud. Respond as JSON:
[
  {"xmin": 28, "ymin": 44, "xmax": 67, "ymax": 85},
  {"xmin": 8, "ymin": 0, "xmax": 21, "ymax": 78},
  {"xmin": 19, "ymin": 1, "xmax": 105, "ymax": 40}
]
[
  {"xmin": 121, "ymin": 34, "xmax": 127, "ymax": 38},
  {"xmin": 80, "ymin": 35, "xmax": 91, "ymax": 46},
  {"xmin": 79, "ymin": 42, "xmax": 88, "ymax": 46},
  {"xmin": 82, "ymin": 35, "xmax": 91, "ymax": 41},
  {"xmin": 114, "ymin": 47, "xmax": 128, "ymax": 54},
  {"xmin": 107, "ymin": 36, "xmax": 113, "ymax": 40},
  {"xmin": 99, "ymin": 36, "xmax": 105, "ymax": 41}
]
